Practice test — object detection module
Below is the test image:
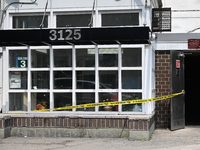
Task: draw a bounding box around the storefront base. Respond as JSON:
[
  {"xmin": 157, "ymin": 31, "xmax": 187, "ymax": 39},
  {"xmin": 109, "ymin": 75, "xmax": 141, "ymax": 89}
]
[{"xmin": 0, "ymin": 114, "xmax": 155, "ymax": 141}]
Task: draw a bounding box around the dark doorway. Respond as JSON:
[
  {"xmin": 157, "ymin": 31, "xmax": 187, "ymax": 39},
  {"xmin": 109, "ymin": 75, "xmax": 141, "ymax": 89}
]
[{"xmin": 185, "ymin": 52, "xmax": 200, "ymax": 125}]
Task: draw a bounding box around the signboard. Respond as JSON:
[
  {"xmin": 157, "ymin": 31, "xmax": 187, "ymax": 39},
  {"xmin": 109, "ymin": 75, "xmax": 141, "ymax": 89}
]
[
  {"xmin": 0, "ymin": 27, "xmax": 150, "ymax": 46},
  {"xmin": 16, "ymin": 56, "xmax": 28, "ymax": 68},
  {"xmin": 176, "ymin": 60, "xmax": 180, "ymax": 68},
  {"xmin": 152, "ymin": 8, "xmax": 171, "ymax": 32},
  {"xmin": 10, "ymin": 72, "xmax": 21, "ymax": 89},
  {"xmin": 188, "ymin": 39, "xmax": 200, "ymax": 49}
]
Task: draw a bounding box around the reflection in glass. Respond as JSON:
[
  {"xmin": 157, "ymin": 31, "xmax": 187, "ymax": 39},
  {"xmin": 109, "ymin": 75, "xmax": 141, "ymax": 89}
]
[
  {"xmin": 32, "ymin": 49, "xmax": 49, "ymax": 68},
  {"xmin": 54, "ymin": 71, "xmax": 72, "ymax": 89},
  {"xmin": 122, "ymin": 48, "xmax": 141, "ymax": 67},
  {"xmin": 76, "ymin": 71, "xmax": 95, "ymax": 89},
  {"xmin": 99, "ymin": 71, "xmax": 118, "ymax": 89},
  {"xmin": 54, "ymin": 93, "xmax": 72, "ymax": 111},
  {"xmin": 122, "ymin": 70, "xmax": 142, "ymax": 89},
  {"xmin": 99, "ymin": 92, "xmax": 118, "ymax": 111},
  {"xmin": 76, "ymin": 49, "xmax": 95, "ymax": 67},
  {"xmin": 54, "ymin": 49, "xmax": 72, "ymax": 67},
  {"xmin": 31, "ymin": 93, "xmax": 49, "ymax": 110},
  {"xmin": 9, "ymin": 50, "xmax": 27, "ymax": 68},
  {"xmin": 9, "ymin": 93, "xmax": 28, "ymax": 111},
  {"xmin": 9, "ymin": 72, "xmax": 27, "ymax": 89},
  {"xmin": 122, "ymin": 93, "xmax": 142, "ymax": 112},
  {"xmin": 76, "ymin": 93, "xmax": 95, "ymax": 111},
  {"xmin": 99, "ymin": 49, "xmax": 118, "ymax": 67},
  {"xmin": 32, "ymin": 71, "xmax": 49, "ymax": 89}
]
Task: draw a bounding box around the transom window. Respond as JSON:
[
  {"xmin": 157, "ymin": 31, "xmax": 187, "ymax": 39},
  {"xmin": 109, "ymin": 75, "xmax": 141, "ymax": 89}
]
[
  {"xmin": 13, "ymin": 15, "xmax": 48, "ymax": 28},
  {"xmin": 102, "ymin": 13, "xmax": 139, "ymax": 26}
]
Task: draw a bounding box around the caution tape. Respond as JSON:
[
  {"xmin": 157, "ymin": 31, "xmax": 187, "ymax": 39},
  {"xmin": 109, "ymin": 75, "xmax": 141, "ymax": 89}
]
[{"xmin": 13, "ymin": 90, "xmax": 184, "ymax": 113}]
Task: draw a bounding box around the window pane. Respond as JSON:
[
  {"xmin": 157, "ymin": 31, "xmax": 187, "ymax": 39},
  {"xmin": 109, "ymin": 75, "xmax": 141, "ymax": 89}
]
[
  {"xmin": 76, "ymin": 71, "xmax": 95, "ymax": 89},
  {"xmin": 76, "ymin": 49, "xmax": 95, "ymax": 67},
  {"xmin": 122, "ymin": 48, "xmax": 142, "ymax": 67},
  {"xmin": 9, "ymin": 50, "xmax": 27, "ymax": 68},
  {"xmin": 122, "ymin": 93, "xmax": 142, "ymax": 112},
  {"xmin": 99, "ymin": 71, "xmax": 118, "ymax": 89},
  {"xmin": 99, "ymin": 49, "xmax": 118, "ymax": 67},
  {"xmin": 99, "ymin": 92, "xmax": 118, "ymax": 111},
  {"xmin": 54, "ymin": 71, "xmax": 72, "ymax": 89},
  {"xmin": 57, "ymin": 14, "xmax": 91, "ymax": 27},
  {"xmin": 32, "ymin": 49, "xmax": 50, "ymax": 68},
  {"xmin": 102, "ymin": 13, "xmax": 139, "ymax": 26},
  {"xmin": 54, "ymin": 49, "xmax": 72, "ymax": 67},
  {"xmin": 31, "ymin": 93, "xmax": 49, "ymax": 110},
  {"xmin": 13, "ymin": 16, "xmax": 48, "ymax": 28},
  {"xmin": 9, "ymin": 93, "xmax": 27, "ymax": 111},
  {"xmin": 9, "ymin": 72, "xmax": 27, "ymax": 89},
  {"xmin": 76, "ymin": 93, "xmax": 95, "ymax": 111},
  {"xmin": 122, "ymin": 70, "xmax": 142, "ymax": 89},
  {"xmin": 54, "ymin": 93, "xmax": 72, "ymax": 111},
  {"xmin": 32, "ymin": 71, "xmax": 49, "ymax": 89}
]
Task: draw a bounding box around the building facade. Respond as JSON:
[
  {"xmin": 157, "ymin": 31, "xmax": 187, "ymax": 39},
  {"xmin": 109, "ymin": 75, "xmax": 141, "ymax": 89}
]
[{"xmin": 0, "ymin": 0, "xmax": 179, "ymax": 140}]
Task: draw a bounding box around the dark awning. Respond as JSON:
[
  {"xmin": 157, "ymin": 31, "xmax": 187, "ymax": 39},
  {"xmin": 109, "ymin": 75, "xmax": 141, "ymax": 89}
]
[{"xmin": 0, "ymin": 27, "xmax": 150, "ymax": 46}]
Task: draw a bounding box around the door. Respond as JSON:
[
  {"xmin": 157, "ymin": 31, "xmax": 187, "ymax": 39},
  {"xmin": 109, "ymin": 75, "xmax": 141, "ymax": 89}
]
[{"xmin": 170, "ymin": 51, "xmax": 185, "ymax": 131}]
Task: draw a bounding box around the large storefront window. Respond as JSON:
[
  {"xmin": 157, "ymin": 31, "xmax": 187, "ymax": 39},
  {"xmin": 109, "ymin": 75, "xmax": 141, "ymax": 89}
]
[{"xmin": 7, "ymin": 46, "xmax": 144, "ymax": 113}]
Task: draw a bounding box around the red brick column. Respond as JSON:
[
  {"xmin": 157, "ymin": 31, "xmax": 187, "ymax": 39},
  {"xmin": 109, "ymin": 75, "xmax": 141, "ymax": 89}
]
[{"xmin": 155, "ymin": 51, "xmax": 171, "ymax": 128}]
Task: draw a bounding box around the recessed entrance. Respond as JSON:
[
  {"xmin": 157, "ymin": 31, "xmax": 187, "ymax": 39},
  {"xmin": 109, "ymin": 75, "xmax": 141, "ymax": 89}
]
[{"xmin": 185, "ymin": 52, "xmax": 200, "ymax": 125}]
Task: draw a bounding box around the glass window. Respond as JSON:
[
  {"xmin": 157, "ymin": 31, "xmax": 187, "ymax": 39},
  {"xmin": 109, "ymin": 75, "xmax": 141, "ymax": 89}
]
[
  {"xmin": 54, "ymin": 49, "xmax": 72, "ymax": 67},
  {"xmin": 122, "ymin": 48, "xmax": 142, "ymax": 67},
  {"xmin": 102, "ymin": 13, "xmax": 139, "ymax": 26},
  {"xmin": 13, "ymin": 16, "xmax": 48, "ymax": 28},
  {"xmin": 76, "ymin": 93, "xmax": 95, "ymax": 111},
  {"xmin": 54, "ymin": 71, "xmax": 72, "ymax": 89},
  {"xmin": 31, "ymin": 93, "xmax": 49, "ymax": 110},
  {"xmin": 76, "ymin": 49, "xmax": 95, "ymax": 67},
  {"xmin": 76, "ymin": 71, "xmax": 95, "ymax": 89},
  {"xmin": 9, "ymin": 93, "xmax": 28, "ymax": 111},
  {"xmin": 99, "ymin": 49, "xmax": 118, "ymax": 67},
  {"xmin": 57, "ymin": 14, "xmax": 91, "ymax": 27},
  {"xmin": 122, "ymin": 93, "xmax": 142, "ymax": 112},
  {"xmin": 54, "ymin": 93, "xmax": 72, "ymax": 111},
  {"xmin": 32, "ymin": 71, "xmax": 49, "ymax": 89},
  {"xmin": 122, "ymin": 70, "xmax": 142, "ymax": 89},
  {"xmin": 99, "ymin": 92, "xmax": 118, "ymax": 111},
  {"xmin": 99, "ymin": 71, "xmax": 118, "ymax": 89},
  {"xmin": 9, "ymin": 72, "xmax": 27, "ymax": 89},
  {"xmin": 9, "ymin": 50, "xmax": 27, "ymax": 68},
  {"xmin": 32, "ymin": 49, "xmax": 50, "ymax": 68}
]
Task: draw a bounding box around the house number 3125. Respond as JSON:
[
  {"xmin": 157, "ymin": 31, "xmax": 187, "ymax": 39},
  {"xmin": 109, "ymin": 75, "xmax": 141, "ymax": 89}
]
[{"xmin": 49, "ymin": 29, "xmax": 81, "ymax": 41}]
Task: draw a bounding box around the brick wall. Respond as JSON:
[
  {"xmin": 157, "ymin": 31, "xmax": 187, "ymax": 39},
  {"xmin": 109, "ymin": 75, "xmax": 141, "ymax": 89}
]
[{"xmin": 155, "ymin": 51, "xmax": 171, "ymax": 128}]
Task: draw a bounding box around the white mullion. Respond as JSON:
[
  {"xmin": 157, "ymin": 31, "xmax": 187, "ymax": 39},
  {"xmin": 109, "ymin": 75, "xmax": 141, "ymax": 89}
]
[
  {"xmin": 118, "ymin": 44, "xmax": 122, "ymax": 113},
  {"xmin": 50, "ymin": 46, "xmax": 54, "ymax": 111},
  {"xmin": 2, "ymin": 47, "xmax": 9, "ymax": 113},
  {"xmin": 95, "ymin": 45, "xmax": 98, "ymax": 112},
  {"xmin": 72, "ymin": 46, "xmax": 76, "ymax": 112},
  {"xmin": 27, "ymin": 46, "xmax": 31, "ymax": 111}
]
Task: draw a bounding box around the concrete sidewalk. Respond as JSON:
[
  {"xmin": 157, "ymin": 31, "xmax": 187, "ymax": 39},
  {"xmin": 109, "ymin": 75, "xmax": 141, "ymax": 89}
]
[{"xmin": 1, "ymin": 126, "xmax": 200, "ymax": 150}]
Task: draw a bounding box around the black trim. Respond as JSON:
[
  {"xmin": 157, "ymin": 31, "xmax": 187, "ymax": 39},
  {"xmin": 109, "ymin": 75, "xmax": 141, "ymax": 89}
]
[{"xmin": 0, "ymin": 27, "xmax": 150, "ymax": 46}]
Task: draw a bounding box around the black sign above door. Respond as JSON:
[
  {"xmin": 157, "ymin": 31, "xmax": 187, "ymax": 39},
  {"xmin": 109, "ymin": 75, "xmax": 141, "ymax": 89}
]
[{"xmin": 0, "ymin": 27, "xmax": 150, "ymax": 46}]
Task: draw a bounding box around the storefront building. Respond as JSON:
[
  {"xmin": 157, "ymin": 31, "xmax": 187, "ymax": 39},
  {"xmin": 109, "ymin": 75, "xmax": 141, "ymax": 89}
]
[{"xmin": 0, "ymin": 0, "xmax": 163, "ymax": 140}]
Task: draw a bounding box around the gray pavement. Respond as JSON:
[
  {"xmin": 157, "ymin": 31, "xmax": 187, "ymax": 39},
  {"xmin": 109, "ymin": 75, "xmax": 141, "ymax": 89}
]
[{"xmin": 1, "ymin": 126, "xmax": 200, "ymax": 150}]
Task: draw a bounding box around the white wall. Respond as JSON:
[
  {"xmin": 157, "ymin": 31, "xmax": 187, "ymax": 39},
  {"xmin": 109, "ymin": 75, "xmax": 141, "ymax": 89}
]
[{"xmin": 163, "ymin": 0, "xmax": 200, "ymax": 33}]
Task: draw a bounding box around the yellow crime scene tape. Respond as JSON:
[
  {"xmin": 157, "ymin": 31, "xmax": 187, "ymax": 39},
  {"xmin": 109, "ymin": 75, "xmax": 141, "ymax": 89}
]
[{"xmin": 13, "ymin": 90, "xmax": 184, "ymax": 113}]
